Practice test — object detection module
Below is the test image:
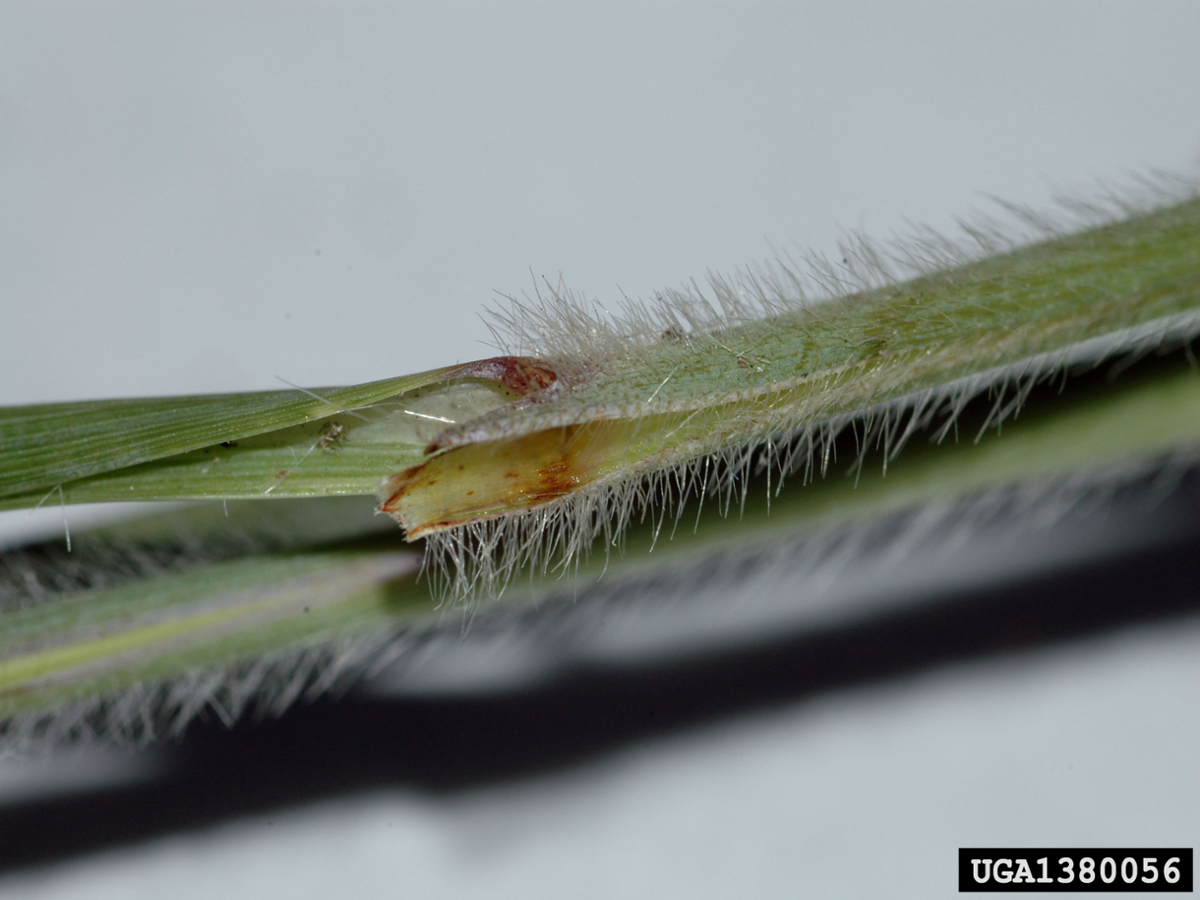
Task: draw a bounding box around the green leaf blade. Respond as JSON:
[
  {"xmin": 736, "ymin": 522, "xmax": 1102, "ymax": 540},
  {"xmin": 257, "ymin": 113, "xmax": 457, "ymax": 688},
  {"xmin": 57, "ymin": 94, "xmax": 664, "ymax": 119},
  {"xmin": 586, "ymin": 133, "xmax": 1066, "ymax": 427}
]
[{"xmin": 0, "ymin": 367, "xmax": 462, "ymax": 501}]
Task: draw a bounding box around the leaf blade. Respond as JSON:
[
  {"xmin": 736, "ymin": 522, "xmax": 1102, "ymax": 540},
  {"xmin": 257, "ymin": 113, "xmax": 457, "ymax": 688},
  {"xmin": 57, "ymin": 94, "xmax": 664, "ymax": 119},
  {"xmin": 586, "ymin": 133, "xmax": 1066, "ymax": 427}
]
[{"xmin": 0, "ymin": 367, "xmax": 463, "ymax": 500}]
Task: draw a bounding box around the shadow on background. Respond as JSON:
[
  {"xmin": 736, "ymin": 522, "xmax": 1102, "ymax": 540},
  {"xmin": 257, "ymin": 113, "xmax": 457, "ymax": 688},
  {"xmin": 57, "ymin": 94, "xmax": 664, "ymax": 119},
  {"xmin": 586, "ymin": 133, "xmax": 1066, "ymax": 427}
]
[{"xmin": 1, "ymin": 515, "xmax": 1198, "ymax": 873}]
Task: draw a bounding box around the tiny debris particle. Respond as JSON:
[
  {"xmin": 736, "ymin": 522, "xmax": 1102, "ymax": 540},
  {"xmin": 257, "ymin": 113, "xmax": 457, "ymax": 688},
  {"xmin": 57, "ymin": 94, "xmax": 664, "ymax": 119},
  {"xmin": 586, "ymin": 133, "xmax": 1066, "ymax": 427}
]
[{"xmin": 317, "ymin": 421, "xmax": 346, "ymax": 450}]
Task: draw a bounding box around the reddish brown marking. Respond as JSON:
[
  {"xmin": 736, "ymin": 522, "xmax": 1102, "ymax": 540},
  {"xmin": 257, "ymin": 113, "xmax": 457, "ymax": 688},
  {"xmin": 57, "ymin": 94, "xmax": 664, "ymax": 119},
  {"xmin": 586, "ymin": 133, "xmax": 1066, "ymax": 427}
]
[
  {"xmin": 379, "ymin": 425, "xmax": 595, "ymax": 537},
  {"xmin": 420, "ymin": 357, "xmax": 562, "ymax": 455},
  {"xmin": 379, "ymin": 466, "xmax": 422, "ymax": 516},
  {"xmin": 451, "ymin": 355, "xmax": 559, "ymax": 397}
]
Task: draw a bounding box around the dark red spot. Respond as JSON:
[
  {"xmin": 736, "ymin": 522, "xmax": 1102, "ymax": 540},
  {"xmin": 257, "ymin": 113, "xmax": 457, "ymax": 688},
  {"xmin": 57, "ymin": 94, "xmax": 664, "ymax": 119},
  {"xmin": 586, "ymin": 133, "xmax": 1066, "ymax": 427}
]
[{"xmin": 452, "ymin": 356, "xmax": 559, "ymax": 397}]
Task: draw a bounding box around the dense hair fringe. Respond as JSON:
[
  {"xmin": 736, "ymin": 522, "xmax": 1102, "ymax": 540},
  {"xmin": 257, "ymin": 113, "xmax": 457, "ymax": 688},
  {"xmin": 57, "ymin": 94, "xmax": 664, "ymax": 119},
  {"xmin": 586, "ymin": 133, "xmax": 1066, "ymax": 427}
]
[
  {"xmin": 0, "ymin": 630, "xmax": 415, "ymax": 755},
  {"xmin": 426, "ymin": 307, "xmax": 1200, "ymax": 603},
  {"xmin": 434, "ymin": 170, "xmax": 1200, "ymax": 602},
  {"xmin": 486, "ymin": 170, "xmax": 1198, "ymax": 372}
]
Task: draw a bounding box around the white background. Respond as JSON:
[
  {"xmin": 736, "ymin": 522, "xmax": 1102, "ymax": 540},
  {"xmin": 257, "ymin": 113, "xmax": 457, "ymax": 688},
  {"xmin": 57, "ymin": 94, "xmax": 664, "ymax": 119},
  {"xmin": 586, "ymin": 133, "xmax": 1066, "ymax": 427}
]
[{"xmin": 1, "ymin": 2, "xmax": 1198, "ymax": 897}]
